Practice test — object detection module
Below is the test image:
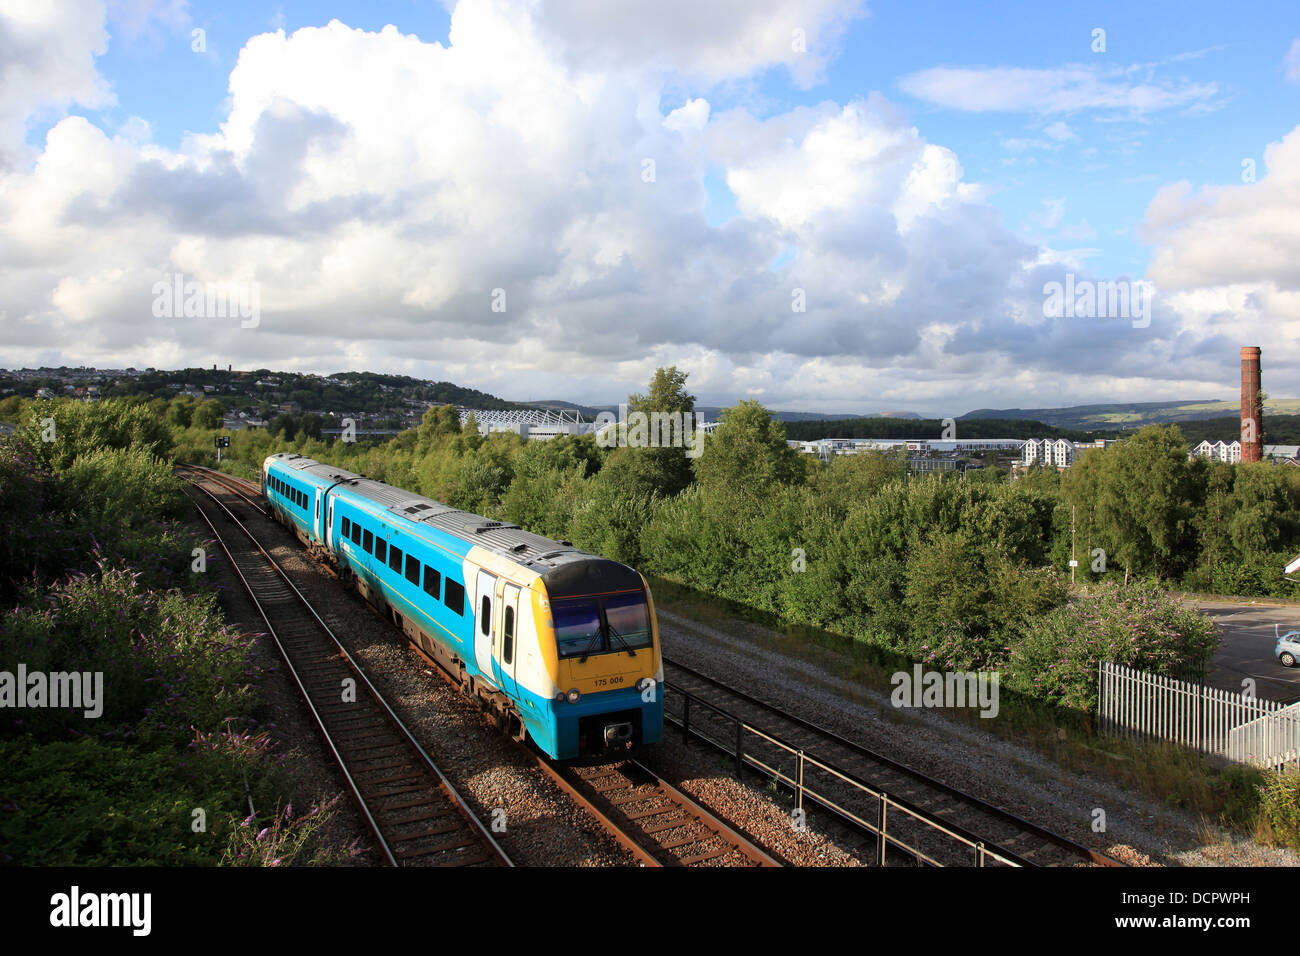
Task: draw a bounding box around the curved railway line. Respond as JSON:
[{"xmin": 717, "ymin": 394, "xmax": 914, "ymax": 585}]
[
  {"xmin": 181, "ymin": 468, "xmax": 511, "ymax": 867},
  {"xmin": 181, "ymin": 464, "xmax": 1123, "ymax": 867},
  {"xmin": 179, "ymin": 464, "xmax": 778, "ymax": 867}
]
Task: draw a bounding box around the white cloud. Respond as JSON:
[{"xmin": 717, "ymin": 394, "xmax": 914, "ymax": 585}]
[
  {"xmin": 899, "ymin": 65, "xmax": 1218, "ymax": 115},
  {"xmin": 1136, "ymin": 125, "xmax": 1300, "ymax": 378},
  {"xmin": 0, "ymin": 0, "xmax": 114, "ymax": 167},
  {"xmin": 1036, "ymin": 197, "xmax": 1066, "ymax": 229},
  {"xmin": 528, "ymin": 0, "xmax": 867, "ymax": 88},
  {"xmin": 1286, "ymin": 39, "xmax": 1300, "ymax": 84},
  {"xmin": 1043, "ymin": 120, "xmax": 1077, "ymax": 142},
  {"xmin": 3, "ymin": 0, "xmax": 1292, "ymax": 413},
  {"xmin": 663, "ymin": 98, "xmax": 711, "ymax": 132}
]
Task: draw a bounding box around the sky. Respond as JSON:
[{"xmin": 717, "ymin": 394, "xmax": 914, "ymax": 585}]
[{"xmin": 2, "ymin": 0, "xmax": 1299, "ymax": 415}]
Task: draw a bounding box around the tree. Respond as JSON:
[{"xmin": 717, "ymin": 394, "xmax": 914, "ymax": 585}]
[
  {"xmin": 192, "ymin": 400, "xmax": 223, "ymax": 430},
  {"xmin": 417, "ymin": 405, "xmax": 463, "ymax": 447},
  {"xmin": 603, "ymin": 366, "xmax": 698, "ymax": 499},
  {"xmin": 1087, "ymin": 426, "xmax": 1202, "ymax": 581},
  {"xmin": 694, "ymin": 399, "xmax": 804, "ymax": 496},
  {"xmin": 457, "ymin": 412, "xmax": 485, "ymax": 454}
]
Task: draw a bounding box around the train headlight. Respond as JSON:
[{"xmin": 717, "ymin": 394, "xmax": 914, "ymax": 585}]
[{"xmin": 566, "ymin": 688, "xmax": 581, "ymax": 704}]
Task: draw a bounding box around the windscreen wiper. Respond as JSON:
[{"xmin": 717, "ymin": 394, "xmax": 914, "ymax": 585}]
[
  {"xmin": 578, "ymin": 628, "xmax": 604, "ymax": 663},
  {"xmin": 607, "ymin": 624, "xmax": 636, "ymax": 657}
]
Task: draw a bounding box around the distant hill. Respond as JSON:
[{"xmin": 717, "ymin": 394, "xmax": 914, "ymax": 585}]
[
  {"xmin": 524, "ymin": 402, "xmax": 878, "ymax": 423},
  {"xmin": 783, "ymin": 417, "xmax": 1101, "ymax": 442},
  {"xmin": 961, "ymin": 399, "xmax": 1300, "ymax": 430}
]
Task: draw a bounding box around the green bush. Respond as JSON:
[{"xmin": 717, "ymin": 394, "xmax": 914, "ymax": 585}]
[
  {"xmin": 1006, "ymin": 582, "xmax": 1220, "ymax": 711},
  {"xmin": 61, "ymin": 446, "xmax": 189, "ymax": 528},
  {"xmin": 0, "ymin": 564, "xmax": 260, "ymax": 744},
  {"xmin": 1256, "ymin": 770, "xmax": 1300, "ymax": 852},
  {"xmin": 18, "ymin": 398, "xmax": 172, "ymax": 471},
  {"xmin": 0, "ymin": 737, "xmax": 220, "ymax": 865}
]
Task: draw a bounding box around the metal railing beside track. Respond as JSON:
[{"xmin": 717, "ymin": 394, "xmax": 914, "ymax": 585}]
[{"xmin": 667, "ymin": 681, "xmax": 1022, "ymax": 867}]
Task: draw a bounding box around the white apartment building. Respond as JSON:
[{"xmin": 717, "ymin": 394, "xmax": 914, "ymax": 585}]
[
  {"xmin": 1191, "ymin": 440, "xmax": 1242, "ymax": 463},
  {"xmin": 1021, "ymin": 438, "xmax": 1075, "ymax": 468}
]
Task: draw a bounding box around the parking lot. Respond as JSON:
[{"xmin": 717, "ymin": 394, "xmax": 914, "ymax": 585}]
[{"xmin": 1195, "ymin": 600, "xmax": 1300, "ymax": 703}]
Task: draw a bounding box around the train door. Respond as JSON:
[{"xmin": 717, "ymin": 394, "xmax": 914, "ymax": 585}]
[
  {"xmin": 474, "ymin": 570, "xmax": 499, "ymax": 686},
  {"xmin": 314, "ymin": 488, "xmax": 323, "ymax": 541},
  {"xmin": 325, "ymin": 496, "xmax": 334, "ymax": 549},
  {"xmin": 495, "ymin": 584, "xmax": 520, "ymax": 698}
]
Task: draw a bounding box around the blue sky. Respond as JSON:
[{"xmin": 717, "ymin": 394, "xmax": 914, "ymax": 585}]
[{"xmin": 5, "ymin": 0, "xmax": 1300, "ymax": 413}]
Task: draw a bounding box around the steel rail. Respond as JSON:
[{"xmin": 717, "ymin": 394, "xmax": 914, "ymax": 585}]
[
  {"xmin": 183, "ymin": 472, "xmax": 512, "ymax": 867},
  {"xmin": 664, "ymin": 654, "xmax": 1124, "ymax": 867}
]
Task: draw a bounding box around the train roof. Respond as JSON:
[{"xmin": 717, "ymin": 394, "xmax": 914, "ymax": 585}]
[{"xmin": 265, "ymin": 452, "xmax": 643, "ymax": 597}]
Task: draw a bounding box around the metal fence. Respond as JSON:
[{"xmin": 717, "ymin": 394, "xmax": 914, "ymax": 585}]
[
  {"xmin": 665, "ymin": 681, "xmax": 1023, "ymax": 867},
  {"xmin": 1098, "ymin": 661, "xmax": 1300, "ymax": 770}
]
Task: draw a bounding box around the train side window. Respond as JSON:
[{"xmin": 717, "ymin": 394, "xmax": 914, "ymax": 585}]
[
  {"xmin": 374, "ymin": 538, "xmax": 386, "ymax": 563},
  {"xmin": 480, "ymin": 595, "xmax": 491, "ymax": 636},
  {"xmin": 350, "ymin": 521, "xmax": 362, "ymax": 545},
  {"xmin": 316, "ymin": 499, "xmax": 320, "ymax": 519},
  {"xmin": 405, "ymin": 554, "xmax": 420, "ymax": 585},
  {"xmin": 444, "ymin": 579, "xmax": 464, "ymax": 615},
  {"xmin": 503, "ymin": 606, "xmax": 514, "ymax": 665},
  {"xmin": 389, "ymin": 545, "xmax": 403, "ymax": 573},
  {"xmin": 342, "ymin": 516, "xmax": 351, "ymax": 539},
  {"xmin": 363, "ymin": 529, "xmax": 373, "ymax": 553},
  {"xmin": 423, "ymin": 566, "xmax": 440, "ymax": 598}
]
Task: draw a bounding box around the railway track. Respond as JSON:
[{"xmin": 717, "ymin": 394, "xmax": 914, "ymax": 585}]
[
  {"xmin": 183, "ymin": 464, "xmax": 1122, "ymax": 867},
  {"xmin": 181, "ymin": 470, "xmax": 512, "ymax": 867},
  {"xmin": 534, "ymin": 757, "xmax": 779, "ymax": 867},
  {"xmin": 663, "ymin": 655, "xmax": 1123, "ymax": 867},
  {"xmin": 180, "ymin": 464, "xmax": 778, "ymax": 867}
]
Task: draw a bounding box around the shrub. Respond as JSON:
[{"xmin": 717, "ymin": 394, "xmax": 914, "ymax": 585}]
[
  {"xmin": 1256, "ymin": 770, "xmax": 1300, "ymax": 852},
  {"xmin": 0, "ymin": 737, "xmax": 220, "ymax": 865},
  {"xmin": 0, "ymin": 562, "xmax": 261, "ymax": 744},
  {"xmin": 1007, "ymin": 582, "xmax": 1219, "ymax": 711}
]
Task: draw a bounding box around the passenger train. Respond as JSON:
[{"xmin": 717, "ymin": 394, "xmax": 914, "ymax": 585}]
[{"xmin": 261, "ymin": 452, "xmax": 664, "ymax": 760}]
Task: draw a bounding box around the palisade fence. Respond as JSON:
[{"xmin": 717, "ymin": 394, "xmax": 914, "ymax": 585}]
[{"xmin": 1098, "ymin": 661, "xmax": 1300, "ymax": 771}]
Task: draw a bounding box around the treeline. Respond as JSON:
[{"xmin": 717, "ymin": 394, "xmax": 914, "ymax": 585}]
[
  {"xmin": 1175, "ymin": 414, "xmax": 1300, "ymax": 446},
  {"xmin": 784, "ymin": 416, "xmax": 1107, "ymax": 442},
  {"xmin": 785, "ymin": 412, "xmax": 1300, "ymax": 446},
  {"xmin": 165, "ymin": 368, "xmax": 1279, "ymax": 713},
  {"xmin": 0, "ymin": 400, "xmax": 347, "ymax": 864},
  {"xmin": 0, "ymin": 367, "xmax": 523, "ymax": 416}
]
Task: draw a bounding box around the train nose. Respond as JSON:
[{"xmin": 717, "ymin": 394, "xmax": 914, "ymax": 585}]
[{"xmin": 603, "ymin": 721, "xmax": 634, "ymax": 748}]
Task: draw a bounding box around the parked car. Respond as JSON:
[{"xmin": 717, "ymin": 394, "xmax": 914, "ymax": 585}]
[{"xmin": 1276, "ymin": 628, "xmax": 1300, "ymax": 668}]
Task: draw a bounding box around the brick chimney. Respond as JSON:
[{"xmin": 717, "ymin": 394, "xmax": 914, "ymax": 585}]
[{"xmin": 1241, "ymin": 346, "xmax": 1262, "ymax": 462}]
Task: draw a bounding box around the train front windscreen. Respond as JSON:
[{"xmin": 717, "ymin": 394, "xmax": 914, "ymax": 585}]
[{"xmin": 553, "ymin": 591, "xmax": 654, "ymax": 660}]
